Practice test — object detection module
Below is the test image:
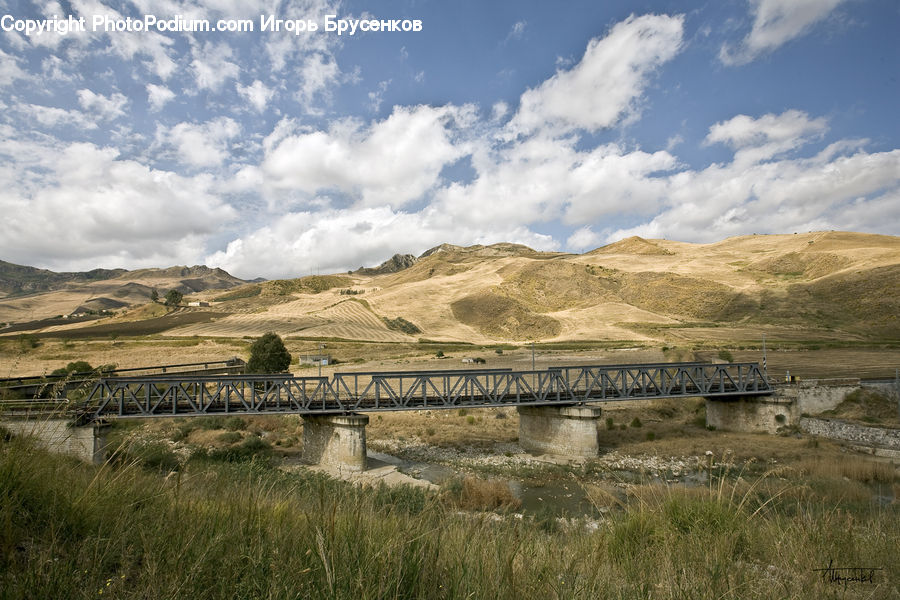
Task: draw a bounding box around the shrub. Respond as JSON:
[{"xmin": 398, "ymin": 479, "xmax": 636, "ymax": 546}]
[
  {"xmin": 606, "ymin": 417, "xmax": 615, "ymax": 430},
  {"xmin": 466, "ymin": 415, "xmax": 476, "ymax": 425},
  {"xmin": 630, "ymin": 417, "xmax": 643, "ymax": 428},
  {"xmin": 164, "ymin": 289, "xmax": 183, "ymax": 306},
  {"xmin": 717, "ymin": 349, "xmax": 734, "ymax": 363},
  {"xmin": 646, "ymin": 431, "xmax": 656, "ymax": 441},
  {"xmin": 217, "ymin": 432, "xmax": 242, "ymax": 444},
  {"xmin": 382, "ymin": 316, "xmax": 421, "ymax": 335}
]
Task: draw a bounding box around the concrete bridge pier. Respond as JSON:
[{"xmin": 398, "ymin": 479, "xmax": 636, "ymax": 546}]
[
  {"xmin": 704, "ymin": 395, "xmax": 796, "ymax": 434},
  {"xmin": 302, "ymin": 413, "xmax": 369, "ymax": 472},
  {"xmin": 1, "ymin": 417, "xmax": 110, "ymax": 464},
  {"xmin": 517, "ymin": 405, "xmax": 604, "ymax": 457}
]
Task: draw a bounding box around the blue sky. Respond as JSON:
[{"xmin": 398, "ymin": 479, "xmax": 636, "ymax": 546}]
[{"xmin": 1, "ymin": 0, "xmax": 898, "ymax": 279}]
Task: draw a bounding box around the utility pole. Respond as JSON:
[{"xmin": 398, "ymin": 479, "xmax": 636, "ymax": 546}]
[
  {"xmin": 531, "ymin": 341, "xmax": 536, "ymax": 388},
  {"xmin": 318, "ymin": 343, "xmax": 326, "ymax": 378},
  {"xmin": 762, "ymin": 334, "xmax": 767, "ymax": 380}
]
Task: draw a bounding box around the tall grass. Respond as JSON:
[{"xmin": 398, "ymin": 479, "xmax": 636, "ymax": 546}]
[{"xmin": 1, "ymin": 435, "xmax": 897, "ymax": 599}]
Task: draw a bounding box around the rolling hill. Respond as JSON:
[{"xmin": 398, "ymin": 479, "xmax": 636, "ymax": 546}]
[{"xmin": 2, "ymin": 231, "xmax": 898, "ymax": 343}]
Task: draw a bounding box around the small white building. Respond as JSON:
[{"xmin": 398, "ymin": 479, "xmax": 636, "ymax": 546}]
[{"xmin": 188, "ymin": 301, "xmax": 210, "ymax": 307}]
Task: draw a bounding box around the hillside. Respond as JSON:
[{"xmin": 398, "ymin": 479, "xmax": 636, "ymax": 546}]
[
  {"xmin": 0, "ymin": 263, "xmax": 248, "ymax": 327},
  {"xmin": 2, "ymin": 232, "xmax": 898, "ymax": 343}
]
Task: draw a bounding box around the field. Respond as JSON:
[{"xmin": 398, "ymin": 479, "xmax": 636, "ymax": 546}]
[{"xmin": 2, "ymin": 391, "xmax": 897, "ymax": 599}]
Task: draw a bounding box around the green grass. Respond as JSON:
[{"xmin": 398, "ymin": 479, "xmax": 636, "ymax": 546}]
[{"xmin": 1, "ymin": 435, "xmax": 897, "ymax": 599}]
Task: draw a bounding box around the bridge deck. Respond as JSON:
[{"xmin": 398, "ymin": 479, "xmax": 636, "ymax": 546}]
[{"xmin": 77, "ymin": 362, "xmax": 771, "ymax": 420}]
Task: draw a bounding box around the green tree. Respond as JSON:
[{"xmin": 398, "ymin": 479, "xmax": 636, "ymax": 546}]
[
  {"xmin": 150, "ymin": 289, "xmax": 159, "ymax": 302},
  {"xmin": 164, "ymin": 289, "xmax": 183, "ymax": 306},
  {"xmin": 247, "ymin": 332, "xmax": 292, "ymax": 374}
]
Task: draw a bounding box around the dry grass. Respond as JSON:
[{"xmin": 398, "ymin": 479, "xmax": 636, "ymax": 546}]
[
  {"xmin": 791, "ymin": 454, "xmax": 897, "ymax": 483},
  {"xmin": 447, "ymin": 476, "xmax": 522, "ymax": 511}
]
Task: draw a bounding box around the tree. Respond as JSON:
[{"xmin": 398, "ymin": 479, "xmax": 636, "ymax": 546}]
[
  {"xmin": 247, "ymin": 332, "xmax": 292, "ymax": 374},
  {"xmin": 164, "ymin": 289, "xmax": 183, "ymax": 306},
  {"xmin": 150, "ymin": 289, "xmax": 159, "ymax": 302}
]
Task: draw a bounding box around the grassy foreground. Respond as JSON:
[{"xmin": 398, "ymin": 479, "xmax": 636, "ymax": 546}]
[{"xmin": 1, "ymin": 434, "xmax": 897, "ymax": 599}]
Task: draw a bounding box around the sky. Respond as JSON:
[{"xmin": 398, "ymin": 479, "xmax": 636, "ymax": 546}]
[{"xmin": 0, "ymin": 0, "xmax": 898, "ymax": 280}]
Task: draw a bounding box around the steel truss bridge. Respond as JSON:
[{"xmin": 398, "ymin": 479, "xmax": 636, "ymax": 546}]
[{"xmin": 78, "ymin": 362, "xmax": 771, "ymax": 421}]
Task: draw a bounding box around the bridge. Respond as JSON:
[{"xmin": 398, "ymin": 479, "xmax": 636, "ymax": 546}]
[
  {"xmin": 3, "ymin": 362, "xmax": 773, "ymax": 471},
  {"xmin": 0, "ymin": 358, "xmax": 246, "ymax": 400},
  {"xmin": 80, "ymin": 362, "xmax": 770, "ymax": 420}
]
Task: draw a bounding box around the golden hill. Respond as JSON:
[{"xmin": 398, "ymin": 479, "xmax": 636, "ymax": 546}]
[{"xmin": 2, "ymin": 232, "xmax": 898, "ymax": 343}]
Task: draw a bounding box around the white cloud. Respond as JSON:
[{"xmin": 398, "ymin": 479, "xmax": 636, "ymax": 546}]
[
  {"xmin": 721, "ymin": 0, "xmax": 847, "ymax": 65},
  {"xmin": 76, "ymin": 89, "xmax": 129, "ymax": 121},
  {"xmin": 191, "ymin": 42, "xmax": 240, "ymax": 91},
  {"xmin": 297, "ymin": 52, "xmax": 341, "ymax": 108},
  {"xmin": 705, "ymin": 109, "xmax": 828, "ymax": 164},
  {"xmin": 0, "ymin": 49, "xmax": 28, "ymax": 81},
  {"xmin": 508, "ymin": 14, "xmax": 684, "ymax": 136},
  {"xmin": 505, "ymin": 20, "xmax": 527, "ymax": 43},
  {"xmin": 206, "ymin": 205, "xmax": 557, "ymax": 280},
  {"xmin": 367, "ymin": 80, "xmax": 391, "ymax": 112},
  {"xmin": 567, "ymin": 226, "xmax": 603, "ymax": 251},
  {"xmin": 146, "ymin": 83, "xmax": 176, "ymax": 111},
  {"xmin": 157, "ymin": 117, "xmax": 242, "ymax": 168},
  {"xmin": 605, "ymin": 141, "xmax": 900, "ymax": 243},
  {"xmin": 20, "ymin": 103, "xmax": 97, "ymax": 130},
  {"xmin": 262, "ymin": 104, "xmax": 471, "ymax": 207},
  {"xmin": 71, "ymin": 0, "xmax": 177, "ymax": 79},
  {"xmin": 0, "ymin": 141, "xmax": 235, "ymax": 270},
  {"xmin": 237, "ymin": 80, "xmax": 274, "ymax": 113}
]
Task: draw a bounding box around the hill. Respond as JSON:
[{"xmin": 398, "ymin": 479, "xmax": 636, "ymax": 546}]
[
  {"xmin": 0, "ymin": 262, "xmax": 248, "ymax": 327},
  {"xmin": 2, "ymin": 232, "xmax": 898, "ymax": 343}
]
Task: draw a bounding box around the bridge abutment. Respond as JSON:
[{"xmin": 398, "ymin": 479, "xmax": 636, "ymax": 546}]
[
  {"xmin": 302, "ymin": 413, "xmax": 369, "ymax": 472},
  {"xmin": 1, "ymin": 417, "xmax": 110, "ymax": 464},
  {"xmin": 517, "ymin": 405, "xmax": 603, "ymax": 457}
]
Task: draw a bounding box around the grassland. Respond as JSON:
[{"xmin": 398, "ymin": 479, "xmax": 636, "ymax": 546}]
[{"xmin": 2, "ymin": 417, "xmax": 897, "ymax": 600}]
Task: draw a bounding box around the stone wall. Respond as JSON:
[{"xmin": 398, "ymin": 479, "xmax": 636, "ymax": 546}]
[
  {"xmin": 790, "ymin": 379, "xmax": 862, "ymax": 415},
  {"xmin": 799, "ymin": 417, "xmax": 900, "ymax": 450}
]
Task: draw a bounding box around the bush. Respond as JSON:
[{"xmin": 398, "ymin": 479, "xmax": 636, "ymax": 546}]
[
  {"xmin": 630, "ymin": 417, "xmax": 643, "ymax": 428},
  {"xmin": 217, "ymin": 432, "xmax": 242, "ymax": 444},
  {"xmin": 606, "ymin": 417, "xmax": 615, "ymax": 430},
  {"xmin": 247, "ymin": 332, "xmax": 291, "ymax": 373},
  {"xmin": 717, "ymin": 349, "xmax": 734, "ymax": 363},
  {"xmin": 466, "ymin": 415, "xmax": 476, "ymax": 425},
  {"xmin": 382, "ymin": 316, "xmax": 421, "ymax": 335},
  {"xmin": 164, "ymin": 289, "xmax": 183, "ymax": 306}
]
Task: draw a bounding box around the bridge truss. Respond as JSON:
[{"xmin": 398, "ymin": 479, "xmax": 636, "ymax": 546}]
[{"xmin": 79, "ymin": 362, "xmax": 771, "ymax": 420}]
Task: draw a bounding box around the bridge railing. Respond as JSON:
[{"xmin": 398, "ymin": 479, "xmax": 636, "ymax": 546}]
[{"xmin": 77, "ymin": 362, "xmax": 772, "ymax": 419}]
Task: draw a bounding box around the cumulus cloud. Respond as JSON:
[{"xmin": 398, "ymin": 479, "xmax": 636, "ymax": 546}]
[
  {"xmin": 605, "ymin": 140, "xmax": 900, "ymax": 243},
  {"xmin": 76, "ymin": 89, "xmax": 129, "ymax": 121},
  {"xmin": 191, "ymin": 42, "xmax": 241, "ymax": 91},
  {"xmin": 566, "ymin": 226, "xmax": 604, "ymax": 251},
  {"xmin": 146, "ymin": 83, "xmax": 176, "ymax": 111},
  {"xmin": 156, "ymin": 117, "xmax": 242, "ymax": 168},
  {"xmin": 705, "ymin": 109, "xmax": 828, "ymax": 164},
  {"xmin": 237, "ymin": 80, "xmax": 275, "ymax": 112},
  {"xmin": 0, "ymin": 141, "xmax": 235, "ymax": 270},
  {"xmin": 206, "ymin": 205, "xmax": 557, "ymax": 279},
  {"xmin": 508, "ymin": 14, "xmax": 684, "ymax": 136},
  {"xmin": 721, "ymin": 0, "xmax": 847, "ymax": 65},
  {"xmin": 262, "ymin": 105, "xmax": 472, "ymax": 207},
  {"xmin": 0, "ymin": 49, "xmax": 28, "ymax": 82}
]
